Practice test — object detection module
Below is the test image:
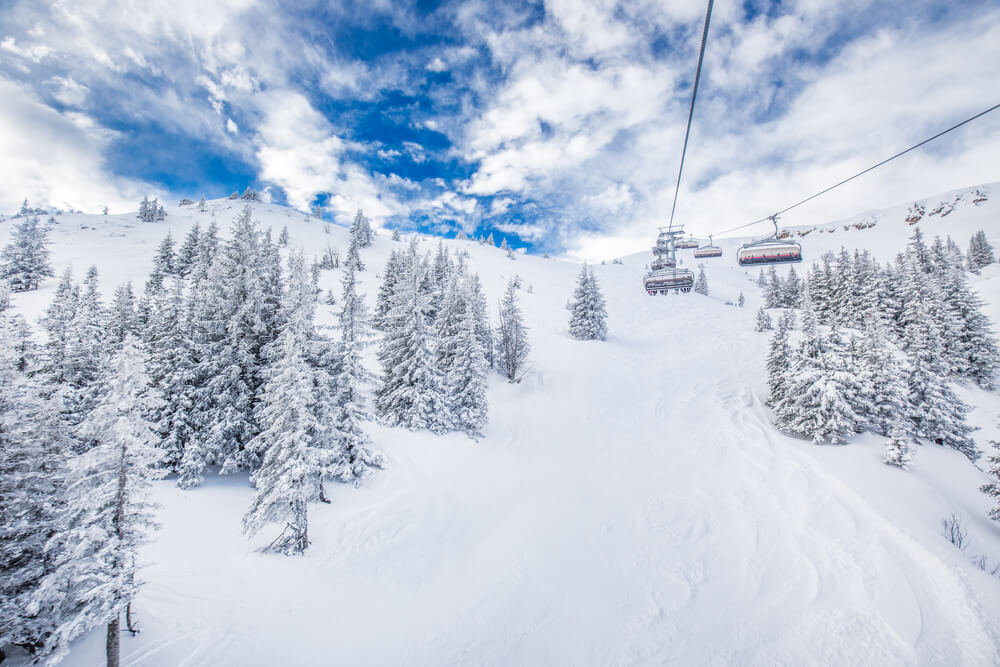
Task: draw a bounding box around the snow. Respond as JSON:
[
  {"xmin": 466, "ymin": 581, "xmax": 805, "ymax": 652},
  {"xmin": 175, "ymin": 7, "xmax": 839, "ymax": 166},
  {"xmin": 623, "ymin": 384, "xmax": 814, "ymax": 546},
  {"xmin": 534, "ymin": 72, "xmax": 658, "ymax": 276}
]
[{"xmin": 3, "ymin": 184, "xmax": 1000, "ymax": 664}]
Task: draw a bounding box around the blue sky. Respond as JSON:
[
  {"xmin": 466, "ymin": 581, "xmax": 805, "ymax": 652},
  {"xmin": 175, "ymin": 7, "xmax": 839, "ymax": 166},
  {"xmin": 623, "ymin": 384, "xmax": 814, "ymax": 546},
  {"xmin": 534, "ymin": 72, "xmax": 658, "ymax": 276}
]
[{"xmin": 1, "ymin": 0, "xmax": 999, "ymax": 259}]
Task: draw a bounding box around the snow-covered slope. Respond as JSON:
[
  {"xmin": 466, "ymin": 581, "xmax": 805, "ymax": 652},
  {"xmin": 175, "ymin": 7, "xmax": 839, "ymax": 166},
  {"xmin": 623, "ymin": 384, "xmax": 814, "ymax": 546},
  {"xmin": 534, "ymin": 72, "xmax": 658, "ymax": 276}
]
[{"xmin": 3, "ymin": 186, "xmax": 1000, "ymax": 665}]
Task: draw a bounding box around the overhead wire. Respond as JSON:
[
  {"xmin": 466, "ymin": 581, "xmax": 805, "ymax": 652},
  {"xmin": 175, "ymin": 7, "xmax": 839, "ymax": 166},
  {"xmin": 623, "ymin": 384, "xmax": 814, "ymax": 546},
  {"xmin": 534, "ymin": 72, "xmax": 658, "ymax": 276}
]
[
  {"xmin": 711, "ymin": 101, "xmax": 1000, "ymax": 238},
  {"xmin": 666, "ymin": 0, "xmax": 715, "ymax": 232}
]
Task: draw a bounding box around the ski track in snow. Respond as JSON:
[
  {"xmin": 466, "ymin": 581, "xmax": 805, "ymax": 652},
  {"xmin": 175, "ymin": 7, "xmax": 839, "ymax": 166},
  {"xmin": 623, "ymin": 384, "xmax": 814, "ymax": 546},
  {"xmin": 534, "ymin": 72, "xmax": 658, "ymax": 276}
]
[{"xmin": 3, "ymin": 185, "xmax": 1000, "ymax": 665}]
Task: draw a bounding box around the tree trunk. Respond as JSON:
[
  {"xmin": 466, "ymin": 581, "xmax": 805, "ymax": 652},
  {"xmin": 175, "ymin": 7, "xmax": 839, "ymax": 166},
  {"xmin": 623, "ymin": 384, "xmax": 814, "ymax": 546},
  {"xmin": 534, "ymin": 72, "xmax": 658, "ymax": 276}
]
[
  {"xmin": 126, "ymin": 601, "xmax": 138, "ymax": 635},
  {"xmin": 106, "ymin": 615, "xmax": 120, "ymax": 667}
]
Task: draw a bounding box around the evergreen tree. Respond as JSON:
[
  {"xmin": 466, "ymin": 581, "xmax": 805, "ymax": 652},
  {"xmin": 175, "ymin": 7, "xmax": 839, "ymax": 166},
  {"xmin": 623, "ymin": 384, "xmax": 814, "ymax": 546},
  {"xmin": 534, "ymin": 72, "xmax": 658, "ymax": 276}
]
[
  {"xmin": 782, "ymin": 266, "xmax": 801, "ymax": 308},
  {"xmin": 36, "ymin": 338, "xmax": 162, "ymax": 666},
  {"xmin": 567, "ymin": 265, "xmax": 608, "ymax": 340},
  {"xmin": 374, "ymin": 250, "xmax": 404, "ymax": 330},
  {"xmin": 967, "ymin": 230, "xmax": 995, "ymax": 271},
  {"xmin": 737, "ymin": 291, "xmax": 745, "ymax": 308},
  {"xmin": 882, "ymin": 429, "xmax": 912, "ymax": 469},
  {"xmin": 0, "ymin": 316, "xmax": 70, "ymax": 655},
  {"xmin": 756, "ymin": 268, "xmax": 767, "ymax": 288},
  {"xmin": 904, "ymin": 303, "xmax": 978, "ymax": 461},
  {"xmin": 330, "ymin": 264, "xmax": 384, "ymax": 483},
  {"xmin": 766, "ymin": 311, "xmax": 794, "ymax": 406},
  {"xmin": 147, "ymin": 279, "xmax": 200, "ymax": 485},
  {"xmin": 467, "ymin": 272, "xmax": 493, "ymax": 367},
  {"xmin": 774, "ymin": 291, "xmax": 864, "ymax": 444},
  {"xmin": 694, "ymin": 266, "xmax": 708, "ymax": 296},
  {"xmin": 496, "ymin": 279, "xmax": 530, "ymax": 382},
  {"xmin": 194, "ymin": 206, "xmax": 275, "ymax": 475},
  {"xmin": 175, "ymin": 222, "xmax": 201, "ymax": 277},
  {"xmin": 350, "ymin": 209, "xmax": 374, "ymax": 247},
  {"xmin": 980, "ymin": 422, "xmax": 1000, "ymax": 520},
  {"xmin": 755, "ymin": 307, "xmax": 772, "ymax": 332},
  {"xmin": 441, "ymin": 275, "xmax": 489, "ymax": 438},
  {"xmin": 197, "ymin": 195, "xmax": 207, "ymax": 212},
  {"xmin": 345, "ymin": 234, "xmax": 366, "ymax": 272},
  {"xmin": 153, "ymin": 232, "xmax": 176, "ymax": 276},
  {"xmin": 764, "ymin": 267, "xmax": 781, "ymax": 307},
  {"xmin": 375, "ymin": 247, "xmax": 449, "ymax": 432},
  {"xmin": 486, "ymin": 232, "xmax": 495, "ymax": 247},
  {"xmin": 40, "ymin": 268, "xmax": 79, "ymax": 384},
  {"xmin": 857, "ymin": 320, "xmax": 908, "ymax": 437},
  {"xmin": 935, "ymin": 253, "xmax": 999, "ymax": 388},
  {"xmin": 278, "ymin": 225, "xmax": 289, "ymax": 247},
  {"xmin": 243, "ymin": 254, "xmax": 321, "ymax": 555},
  {"xmin": 1, "ymin": 215, "xmax": 54, "ymax": 290},
  {"xmin": 106, "ymin": 282, "xmax": 140, "ymax": 350}
]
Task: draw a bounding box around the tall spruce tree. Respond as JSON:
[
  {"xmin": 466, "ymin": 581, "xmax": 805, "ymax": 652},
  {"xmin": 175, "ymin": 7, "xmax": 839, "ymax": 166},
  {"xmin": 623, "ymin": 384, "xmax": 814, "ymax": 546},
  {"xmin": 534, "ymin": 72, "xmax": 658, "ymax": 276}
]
[
  {"xmin": 496, "ymin": 278, "xmax": 530, "ymax": 382},
  {"xmin": 1, "ymin": 215, "xmax": 54, "ymax": 290},
  {"xmin": 375, "ymin": 247, "xmax": 449, "ymax": 432},
  {"xmin": 243, "ymin": 254, "xmax": 322, "ymax": 554},
  {"xmin": 694, "ymin": 266, "xmax": 709, "ymax": 296},
  {"xmin": 0, "ymin": 316, "xmax": 71, "ymax": 655},
  {"xmin": 568, "ymin": 265, "xmax": 608, "ymax": 340},
  {"xmin": 36, "ymin": 338, "xmax": 162, "ymax": 666},
  {"xmin": 330, "ymin": 263, "xmax": 384, "ymax": 483}
]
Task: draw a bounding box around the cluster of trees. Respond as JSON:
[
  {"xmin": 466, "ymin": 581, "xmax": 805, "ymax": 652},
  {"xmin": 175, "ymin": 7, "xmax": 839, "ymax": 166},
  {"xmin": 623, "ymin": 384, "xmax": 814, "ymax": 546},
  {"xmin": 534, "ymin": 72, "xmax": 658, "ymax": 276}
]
[
  {"xmin": 1, "ymin": 216, "xmax": 54, "ymax": 291},
  {"xmin": 967, "ymin": 230, "xmax": 995, "ymax": 271},
  {"xmin": 567, "ymin": 265, "xmax": 607, "ymax": 340},
  {"xmin": 0, "ymin": 206, "xmax": 391, "ymax": 663},
  {"xmin": 374, "ymin": 240, "xmax": 494, "ymax": 435},
  {"xmin": 136, "ymin": 197, "xmax": 166, "ymax": 222},
  {"xmin": 764, "ymin": 229, "xmax": 999, "ymax": 469}
]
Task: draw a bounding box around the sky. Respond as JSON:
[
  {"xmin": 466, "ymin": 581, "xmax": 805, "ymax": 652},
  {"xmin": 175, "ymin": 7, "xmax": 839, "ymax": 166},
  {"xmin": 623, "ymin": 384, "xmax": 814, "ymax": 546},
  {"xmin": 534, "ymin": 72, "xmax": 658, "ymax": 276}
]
[{"xmin": 1, "ymin": 0, "xmax": 998, "ymax": 260}]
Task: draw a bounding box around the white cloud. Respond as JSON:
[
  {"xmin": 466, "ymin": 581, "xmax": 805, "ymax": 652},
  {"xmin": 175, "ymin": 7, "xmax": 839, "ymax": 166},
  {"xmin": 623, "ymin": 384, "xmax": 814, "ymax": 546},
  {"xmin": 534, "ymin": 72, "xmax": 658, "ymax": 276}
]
[
  {"xmin": 426, "ymin": 57, "xmax": 447, "ymax": 72},
  {"xmin": 0, "ymin": 77, "xmax": 149, "ymax": 212},
  {"xmin": 48, "ymin": 75, "xmax": 89, "ymax": 106},
  {"xmin": 226, "ymin": 117, "xmax": 238, "ymax": 134}
]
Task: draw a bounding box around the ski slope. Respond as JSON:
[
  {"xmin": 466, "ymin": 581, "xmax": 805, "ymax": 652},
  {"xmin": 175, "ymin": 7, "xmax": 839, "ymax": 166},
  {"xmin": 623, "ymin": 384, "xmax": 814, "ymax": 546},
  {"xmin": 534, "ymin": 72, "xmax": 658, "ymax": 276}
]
[{"xmin": 3, "ymin": 185, "xmax": 1000, "ymax": 665}]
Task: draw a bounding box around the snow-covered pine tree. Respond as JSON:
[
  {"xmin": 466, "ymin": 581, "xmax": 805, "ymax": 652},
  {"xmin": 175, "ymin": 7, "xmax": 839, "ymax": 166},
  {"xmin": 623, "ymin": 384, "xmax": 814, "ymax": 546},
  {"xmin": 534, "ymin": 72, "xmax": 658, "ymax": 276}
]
[
  {"xmin": 486, "ymin": 232, "xmax": 495, "ymax": 247},
  {"xmin": 106, "ymin": 282, "xmax": 140, "ymax": 350},
  {"xmin": 194, "ymin": 206, "xmax": 275, "ymax": 475},
  {"xmin": 39, "ymin": 268, "xmax": 79, "ymax": 384},
  {"xmin": 856, "ymin": 320, "xmax": 908, "ymax": 437},
  {"xmin": 756, "ymin": 268, "xmax": 767, "ymax": 288},
  {"xmin": 763, "ymin": 266, "xmax": 780, "ymax": 307},
  {"xmin": 243, "ymin": 254, "xmax": 322, "ymax": 555},
  {"xmin": 755, "ymin": 307, "xmax": 772, "ymax": 332},
  {"xmin": 934, "ymin": 250, "xmax": 999, "ymax": 388},
  {"xmin": 174, "ymin": 222, "xmax": 201, "ymax": 277},
  {"xmin": 981, "ymin": 419, "xmax": 1000, "ymax": 520},
  {"xmin": 137, "ymin": 196, "xmax": 151, "ymax": 222},
  {"xmin": 350, "ymin": 209, "xmax": 374, "ymax": 247},
  {"xmin": 374, "ymin": 250, "xmax": 405, "ymax": 330},
  {"xmin": 967, "ymin": 230, "xmax": 995, "ymax": 271},
  {"xmin": 1, "ymin": 215, "xmax": 54, "ymax": 291},
  {"xmin": 904, "ymin": 299, "xmax": 978, "ymax": 461},
  {"xmin": 36, "ymin": 337, "xmax": 162, "ymax": 666},
  {"xmin": 197, "ymin": 195, "xmax": 207, "ymax": 212},
  {"xmin": 737, "ymin": 291, "xmax": 745, "ymax": 308},
  {"xmin": 0, "ymin": 316, "xmax": 71, "ymax": 655},
  {"xmin": 278, "ymin": 225, "xmax": 289, "ymax": 247},
  {"xmin": 329, "ymin": 263, "xmax": 384, "ymax": 483},
  {"xmin": 345, "ymin": 234, "xmax": 366, "ymax": 272},
  {"xmin": 496, "ymin": 278, "xmax": 530, "ymax": 382},
  {"xmin": 153, "ymin": 232, "xmax": 176, "ymax": 277},
  {"xmin": 442, "ymin": 274, "xmax": 489, "ymax": 438},
  {"xmin": 467, "ymin": 271, "xmax": 493, "ymax": 367},
  {"xmin": 568, "ymin": 265, "xmax": 608, "ymax": 340},
  {"xmin": 765, "ymin": 311, "xmax": 793, "ymax": 406},
  {"xmin": 774, "ymin": 290, "xmax": 863, "ymax": 444},
  {"xmin": 883, "ymin": 428, "xmax": 912, "ymax": 469},
  {"xmin": 147, "ymin": 279, "xmax": 200, "ymax": 485},
  {"xmin": 392, "ymin": 229, "xmax": 401, "ymax": 242},
  {"xmin": 375, "ymin": 248, "xmax": 449, "ymax": 432},
  {"xmin": 778, "ymin": 266, "xmax": 798, "ymax": 308},
  {"xmin": 694, "ymin": 266, "xmax": 709, "ymax": 296}
]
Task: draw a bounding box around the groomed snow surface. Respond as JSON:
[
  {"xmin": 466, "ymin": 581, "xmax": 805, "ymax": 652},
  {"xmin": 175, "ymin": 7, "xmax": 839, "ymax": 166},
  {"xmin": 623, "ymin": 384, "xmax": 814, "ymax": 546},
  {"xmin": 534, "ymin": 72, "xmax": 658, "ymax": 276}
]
[{"xmin": 4, "ymin": 185, "xmax": 1000, "ymax": 665}]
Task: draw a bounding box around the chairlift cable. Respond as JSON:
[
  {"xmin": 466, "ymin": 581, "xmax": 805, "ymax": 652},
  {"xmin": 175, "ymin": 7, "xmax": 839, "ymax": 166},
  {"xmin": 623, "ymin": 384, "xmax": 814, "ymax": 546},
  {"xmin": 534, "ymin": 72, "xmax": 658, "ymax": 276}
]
[
  {"xmin": 666, "ymin": 0, "xmax": 715, "ymax": 232},
  {"xmin": 712, "ymin": 101, "xmax": 1000, "ymax": 238}
]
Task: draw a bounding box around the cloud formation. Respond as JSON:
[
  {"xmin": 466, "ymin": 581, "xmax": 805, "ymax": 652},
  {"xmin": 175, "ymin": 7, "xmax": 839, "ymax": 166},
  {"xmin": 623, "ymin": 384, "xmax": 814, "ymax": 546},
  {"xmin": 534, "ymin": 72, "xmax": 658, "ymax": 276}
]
[{"xmin": 0, "ymin": 0, "xmax": 997, "ymax": 257}]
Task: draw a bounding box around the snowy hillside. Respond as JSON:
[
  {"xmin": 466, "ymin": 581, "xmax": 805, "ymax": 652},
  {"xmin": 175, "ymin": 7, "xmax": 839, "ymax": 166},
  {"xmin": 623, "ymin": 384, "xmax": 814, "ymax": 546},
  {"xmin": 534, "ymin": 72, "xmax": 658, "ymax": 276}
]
[{"xmin": 3, "ymin": 185, "xmax": 1000, "ymax": 665}]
